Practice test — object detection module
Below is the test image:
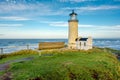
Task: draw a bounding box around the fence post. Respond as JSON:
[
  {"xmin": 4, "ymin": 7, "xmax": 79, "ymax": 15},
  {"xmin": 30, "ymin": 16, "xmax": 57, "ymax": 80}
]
[
  {"xmin": 27, "ymin": 44, "xmax": 29, "ymax": 50},
  {"xmin": 0, "ymin": 48, "xmax": 3, "ymax": 54}
]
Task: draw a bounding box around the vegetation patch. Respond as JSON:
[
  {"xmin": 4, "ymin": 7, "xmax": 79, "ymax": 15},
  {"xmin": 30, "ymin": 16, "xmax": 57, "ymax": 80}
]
[
  {"xmin": 0, "ymin": 48, "xmax": 120, "ymax": 80},
  {"xmin": 0, "ymin": 49, "xmax": 38, "ymax": 59}
]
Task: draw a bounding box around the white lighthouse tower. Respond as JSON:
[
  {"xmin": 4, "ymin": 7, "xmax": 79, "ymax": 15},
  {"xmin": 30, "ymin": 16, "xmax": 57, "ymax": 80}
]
[{"xmin": 68, "ymin": 10, "xmax": 78, "ymax": 49}]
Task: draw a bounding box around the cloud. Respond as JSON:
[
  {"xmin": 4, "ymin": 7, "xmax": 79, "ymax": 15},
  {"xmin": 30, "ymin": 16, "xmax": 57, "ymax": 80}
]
[
  {"xmin": 50, "ymin": 22, "xmax": 95, "ymax": 28},
  {"xmin": 1, "ymin": 1, "xmax": 119, "ymax": 17},
  {"xmin": 59, "ymin": 0, "xmax": 96, "ymax": 2},
  {"xmin": 0, "ymin": 3, "xmax": 43, "ymax": 12},
  {"xmin": 49, "ymin": 22, "xmax": 68, "ymax": 27},
  {"xmin": 96, "ymin": 25, "xmax": 120, "ymax": 32},
  {"xmin": 0, "ymin": 24, "xmax": 23, "ymax": 27},
  {"xmin": 39, "ymin": 21, "xmax": 61, "ymax": 24},
  {"xmin": 48, "ymin": 21, "xmax": 120, "ymax": 32},
  {"xmin": 0, "ymin": 3, "xmax": 27, "ymax": 12},
  {"xmin": 81, "ymin": 5, "xmax": 120, "ymax": 10},
  {"xmin": 0, "ymin": 2, "xmax": 51, "ymax": 15},
  {"xmin": 0, "ymin": 34, "xmax": 4, "ymax": 36},
  {"xmin": 0, "ymin": 1, "xmax": 119, "ymax": 17},
  {"xmin": 0, "ymin": 2, "xmax": 65, "ymax": 16},
  {"xmin": 49, "ymin": 21, "xmax": 96, "ymax": 28},
  {"xmin": 62, "ymin": 5, "xmax": 120, "ymax": 11},
  {"xmin": 0, "ymin": 16, "xmax": 30, "ymax": 21}
]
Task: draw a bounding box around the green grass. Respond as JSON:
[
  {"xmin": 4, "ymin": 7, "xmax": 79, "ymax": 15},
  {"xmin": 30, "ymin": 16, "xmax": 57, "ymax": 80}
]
[
  {"xmin": 0, "ymin": 48, "xmax": 120, "ymax": 80},
  {"xmin": 0, "ymin": 50, "xmax": 38, "ymax": 64},
  {"xmin": 94, "ymin": 47, "xmax": 120, "ymax": 55}
]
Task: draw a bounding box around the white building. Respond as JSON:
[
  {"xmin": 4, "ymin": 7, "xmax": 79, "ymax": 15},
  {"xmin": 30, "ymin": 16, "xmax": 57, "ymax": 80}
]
[{"xmin": 76, "ymin": 37, "xmax": 92, "ymax": 50}]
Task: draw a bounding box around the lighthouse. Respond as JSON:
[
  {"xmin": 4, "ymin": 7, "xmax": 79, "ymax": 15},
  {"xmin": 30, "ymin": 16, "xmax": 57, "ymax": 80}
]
[
  {"xmin": 68, "ymin": 10, "xmax": 92, "ymax": 50},
  {"xmin": 68, "ymin": 10, "xmax": 78, "ymax": 49}
]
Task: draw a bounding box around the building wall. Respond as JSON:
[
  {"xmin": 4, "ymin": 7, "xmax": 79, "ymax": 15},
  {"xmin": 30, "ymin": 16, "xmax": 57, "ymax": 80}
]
[
  {"xmin": 68, "ymin": 20, "xmax": 78, "ymax": 49},
  {"xmin": 87, "ymin": 37, "xmax": 93, "ymax": 49},
  {"xmin": 39, "ymin": 42, "xmax": 65, "ymax": 50}
]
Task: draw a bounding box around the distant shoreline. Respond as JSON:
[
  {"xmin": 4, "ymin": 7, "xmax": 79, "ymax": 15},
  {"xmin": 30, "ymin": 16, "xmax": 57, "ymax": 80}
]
[{"xmin": 0, "ymin": 39, "xmax": 120, "ymax": 53}]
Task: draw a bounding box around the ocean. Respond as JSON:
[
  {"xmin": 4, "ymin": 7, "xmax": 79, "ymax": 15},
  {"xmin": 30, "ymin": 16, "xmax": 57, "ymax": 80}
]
[{"xmin": 0, "ymin": 39, "xmax": 120, "ymax": 54}]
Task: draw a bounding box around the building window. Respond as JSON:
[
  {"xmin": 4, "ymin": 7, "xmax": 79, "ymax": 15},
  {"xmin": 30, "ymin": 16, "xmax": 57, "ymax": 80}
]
[
  {"xmin": 84, "ymin": 42, "xmax": 86, "ymax": 46},
  {"xmin": 80, "ymin": 42, "xmax": 81, "ymax": 46}
]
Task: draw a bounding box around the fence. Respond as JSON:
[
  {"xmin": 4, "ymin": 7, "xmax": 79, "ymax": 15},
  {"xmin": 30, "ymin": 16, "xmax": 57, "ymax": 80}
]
[{"xmin": 0, "ymin": 44, "xmax": 38, "ymax": 54}]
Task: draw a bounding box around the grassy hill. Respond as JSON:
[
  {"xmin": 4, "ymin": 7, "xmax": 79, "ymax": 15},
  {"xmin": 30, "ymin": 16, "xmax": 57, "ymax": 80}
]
[{"xmin": 0, "ymin": 48, "xmax": 120, "ymax": 80}]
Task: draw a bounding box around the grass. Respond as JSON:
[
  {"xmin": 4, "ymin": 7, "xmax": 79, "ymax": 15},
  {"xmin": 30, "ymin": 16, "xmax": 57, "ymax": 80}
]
[
  {"xmin": 0, "ymin": 49, "xmax": 38, "ymax": 64},
  {"xmin": 0, "ymin": 48, "xmax": 120, "ymax": 80},
  {"xmin": 103, "ymin": 47, "xmax": 120, "ymax": 55},
  {"xmin": 94, "ymin": 47, "xmax": 120, "ymax": 55}
]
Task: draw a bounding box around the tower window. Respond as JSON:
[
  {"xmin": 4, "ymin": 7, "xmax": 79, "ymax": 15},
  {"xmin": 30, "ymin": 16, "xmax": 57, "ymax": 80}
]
[{"xmin": 69, "ymin": 10, "xmax": 77, "ymax": 21}]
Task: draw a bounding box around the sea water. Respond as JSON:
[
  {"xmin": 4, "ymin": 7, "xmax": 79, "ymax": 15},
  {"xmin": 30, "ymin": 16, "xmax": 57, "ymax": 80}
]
[{"xmin": 0, "ymin": 39, "xmax": 120, "ymax": 53}]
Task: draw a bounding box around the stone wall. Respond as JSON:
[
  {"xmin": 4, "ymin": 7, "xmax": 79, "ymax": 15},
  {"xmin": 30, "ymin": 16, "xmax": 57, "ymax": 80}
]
[{"xmin": 38, "ymin": 42, "xmax": 65, "ymax": 50}]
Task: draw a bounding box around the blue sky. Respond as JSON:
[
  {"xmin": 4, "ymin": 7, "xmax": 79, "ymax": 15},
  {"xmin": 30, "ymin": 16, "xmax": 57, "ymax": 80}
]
[{"xmin": 0, "ymin": 0, "xmax": 120, "ymax": 39}]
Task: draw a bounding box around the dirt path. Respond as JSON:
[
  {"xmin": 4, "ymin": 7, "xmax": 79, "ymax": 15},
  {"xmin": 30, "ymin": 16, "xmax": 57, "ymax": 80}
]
[
  {"xmin": 0, "ymin": 63, "xmax": 10, "ymax": 71},
  {"xmin": 0, "ymin": 56, "xmax": 34, "ymax": 80},
  {"xmin": 0, "ymin": 56, "xmax": 34, "ymax": 71}
]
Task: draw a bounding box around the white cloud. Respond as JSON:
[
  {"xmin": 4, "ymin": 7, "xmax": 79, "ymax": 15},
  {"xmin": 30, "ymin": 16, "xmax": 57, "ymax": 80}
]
[
  {"xmin": 50, "ymin": 22, "xmax": 97, "ymax": 28},
  {"xmin": 71, "ymin": 0, "xmax": 96, "ymax": 2},
  {"xmin": 0, "ymin": 24, "xmax": 23, "ymax": 27},
  {"xmin": 0, "ymin": 3, "xmax": 43, "ymax": 12},
  {"xmin": 0, "ymin": 1, "xmax": 119, "ymax": 17},
  {"xmin": 50, "ymin": 22, "xmax": 68, "ymax": 27},
  {"xmin": 48, "ymin": 21, "xmax": 120, "ymax": 32},
  {"xmin": 0, "ymin": 2, "xmax": 65, "ymax": 16},
  {"xmin": 1, "ymin": 1, "xmax": 119, "ymax": 17},
  {"xmin": 81, "ymin": 5, "xmax": 120, "ymax": 10},
  {"xmin": 0, "ymin": 34, "xmax": 4, "ymax": 36},
  {"xmin": 59, "ymin": 0, "xmax": 96, "ymax": 2},
  {"xmin": 49, "ymin": 21, "xmax": 96, "ymax": 28},
  {"xmin": 96, "ymin": 25, "xmax": 120, "ymax": 32},
  {"xmin": 62, "ymin": 5, "xmax": 120, "ymax": 11},
  {"xmin": 39, "ymin": 21, "xmax": 62, "ymax": 24},
  {"xmin": 0, "ymin": 16, "xmax": 30, "ymax": 21},
  {"xmin": 0, "ymin": 3, "xmax": 51, "ymax": 15},
  {"xmin": 52, "ymin": 22, "xmax": 120, "ymax": 38}
]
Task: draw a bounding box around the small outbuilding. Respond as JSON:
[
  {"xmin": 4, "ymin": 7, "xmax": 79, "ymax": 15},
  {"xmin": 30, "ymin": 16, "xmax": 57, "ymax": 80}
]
[{"xmin": 76, "ymin": 37, "xmax": 92, "ymax": 50}]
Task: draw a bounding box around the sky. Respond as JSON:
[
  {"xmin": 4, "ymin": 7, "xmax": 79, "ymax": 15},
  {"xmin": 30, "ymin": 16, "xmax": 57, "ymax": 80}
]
[{"xmin": 0, "ymin": 0, "xmax": 120, "ymax": 39}]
